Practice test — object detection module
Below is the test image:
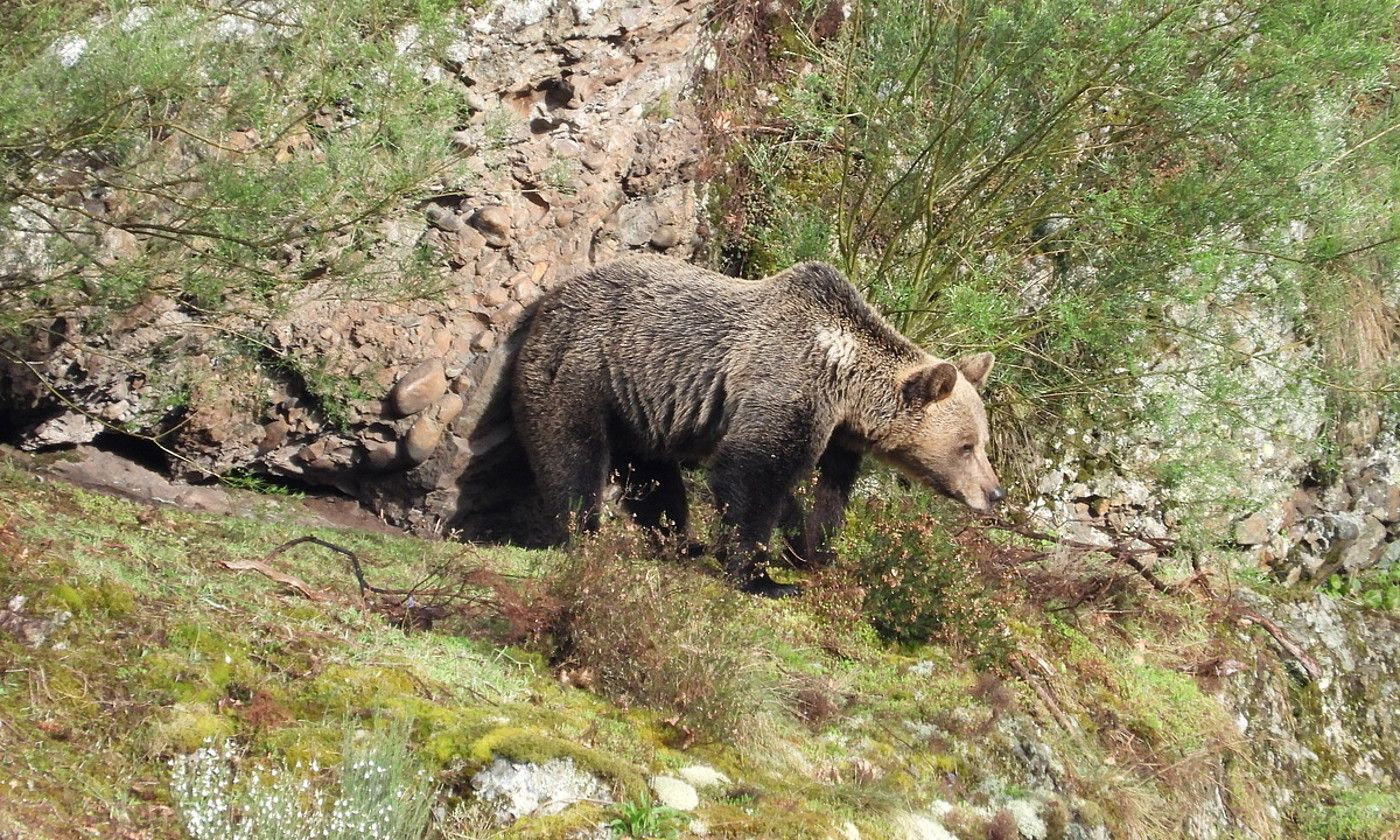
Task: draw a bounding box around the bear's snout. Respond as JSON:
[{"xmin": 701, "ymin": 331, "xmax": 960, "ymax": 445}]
[{"xmin": 986, "ymin": 486, "xmax": 1007, "ymax": 507}]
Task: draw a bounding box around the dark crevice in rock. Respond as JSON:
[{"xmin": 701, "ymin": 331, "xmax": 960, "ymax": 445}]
[{"xmin": 90, "ymin": 430, "xmax": 171, "ymax": 473}]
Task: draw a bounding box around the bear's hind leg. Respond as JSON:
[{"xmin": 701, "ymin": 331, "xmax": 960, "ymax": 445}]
[{"xmin": 521, "ymin": 411, "xmax": 612, "ymax": 544}]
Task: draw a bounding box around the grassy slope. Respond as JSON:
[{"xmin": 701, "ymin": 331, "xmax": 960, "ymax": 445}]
[{"xmin": 2, "ymin": 451, "xmax": 1397, "ymax": 840}]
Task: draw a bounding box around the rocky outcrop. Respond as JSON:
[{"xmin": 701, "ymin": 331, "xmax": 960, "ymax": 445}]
[
  {"xmin": 2, "ymin": 0, "xmax": 714, "ymax": 537},
  {"xmin": 1236, "ymin": 594, "xmax": 1400, "ymax": 789}
]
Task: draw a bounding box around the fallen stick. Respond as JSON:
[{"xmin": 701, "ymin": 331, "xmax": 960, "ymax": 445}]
[
  {"xmin": 261, "ymin": 535, "xmax": 385, "ymax": 598},
  {"xmin": 218, "ymin": 558, "xmax": 332, "ymax": 602},
  {"xmin": 1010, "ymin": 656, "xmax": 1079, "ymax": 733},
  {"xmin": 1238, "ymin": 610, "xmax": 1322, "ymax": 682}
]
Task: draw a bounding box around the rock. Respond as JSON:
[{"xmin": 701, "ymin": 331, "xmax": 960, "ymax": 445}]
[
  {"xmin": 451, "ymin": 226, "xmax": 488, "ymax": 264},
  {"xmin": 482, "ymin": 285, "xmax": 511, "ymax": 307},
  {"xmin": 648, "ymin": 775, "xmax": 699, "ymax": 812},
  {"xmin": 617, "ymin": 201, "xmax": 660, "ymax": 247},
  {"xmin": 512, "ymin": 279, "xmax": 540, "ymax": 304},
  {"xmin": 1325, "ymin": 511, "xmax": 1362, "ymax": 545},
  {"xmin": 1005, "ymin": 799, "xmax": 1048, "ymax": 840},
  {"xmin": 1383, "ymin": 539, "xmax": 1400, "ymax": 568},
  {"xmin": 580, "ymin": 148, "xmax": 609, "ymax": 172},
  {"xmin": 1289, "ymin": 488, "xmax": 1319, "ymax": 519},
  {"xmin": 22, "ymin": 412, "xmax": 105, "ymax": 449},
  {"xmin": 471, "ymin": 205, "xmax": 512, "ymax": 237},
  {"xmin": 463, "ymin": 90, "xmax": 488, "ymax": 112},
  {"xmin": 389, "ymin": 359, "xmax": 447, "ymax": 417},
  {"xmin": 471, "ymin": 758, "xmax": 612, "ymax": 824},
  {"xmin": 45, "ymin": 446, "xmax": 237, "ymax": 514},
  {"xmin": 676, "ymin": 765, "xmax": 730, "ymax": 789},
  {"xmin": 471, "ymin": 330, "xmax": 497, "ymax": 353},
  {"xmin": 0, "ymin": 595, "xmax": 72, "ymax": 648},
  {"xmin": 892, "ymin": 812, "xmax": 957, "ymax": 840},
  {"xmin": 426, "ymin": 205, "xmax": 463, "ymax": 232},
  {"xmin": 403, "ymin": 413, "xmax": 446, "ymax": 465},
  {"xmin": 650, "ymin": 224, "xmax": 682, "ymax": 249},
  {"xmin": 1340, "ymin": 514, "xmax": 1387, "ymax": 573},
  {"xmin": 258, "ymin": 419, "xmax": 290, "ymax": 452},
  {"xmin": 490, "ymin": 301, "xmax": 525, "ymax": 326},
  {"xmin": 362, "ymin": 438, "xmax": 399, "ymax": 471},
  {"xmin": 450, "ymin": 130, "xmax": 476, "ymax": 151},
  {"xmin": 434, "ymin": 392, "xmax": 464, "ymax": 427},
  {"xmin": 99, "ymin": 226, "xmax": 139, "ymax": 263},
  {"xmin": 1367, "ymin": 482, "xmax": 1400, "ymax": 523},
  {"xmin": 1234, "ymin": 511, "xmax": 1272, "ymax": 546}
]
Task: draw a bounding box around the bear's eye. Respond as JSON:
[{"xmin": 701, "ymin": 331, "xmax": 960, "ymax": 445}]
[{"xmin": 961, "ymin": 443, "xmax": 975, "ymax": 455}]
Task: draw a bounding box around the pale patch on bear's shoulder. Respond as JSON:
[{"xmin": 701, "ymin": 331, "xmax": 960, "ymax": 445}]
[{"xmin": 815, "ymin": 326, "xmax": 859, "ymax": 370}]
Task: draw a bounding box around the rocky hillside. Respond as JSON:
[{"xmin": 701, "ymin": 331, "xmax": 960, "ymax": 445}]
[{"xmin": 2, "ymin": 448, "xmax": 1399, "ymax": 840}]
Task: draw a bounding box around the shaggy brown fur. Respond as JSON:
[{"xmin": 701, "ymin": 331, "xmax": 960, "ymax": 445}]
[{"xmin": 511, "ymin": 255, "xmax": 1002, "ymax": 594}]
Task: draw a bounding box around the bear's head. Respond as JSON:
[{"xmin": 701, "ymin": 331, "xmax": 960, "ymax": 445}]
[{"xmin": 875, "ymin": 352, "xmax": 1005, "ymax": 511}]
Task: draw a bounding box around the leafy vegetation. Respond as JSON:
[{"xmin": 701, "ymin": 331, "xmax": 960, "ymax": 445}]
[
  {"xmin": 1323, "ymin": 563, "xmax": 1400, "ymax": 612},
  {"xmin": 1301, "ymin": 788, "xmax": 1400, "ymax": 840},
  {"xmin": 713, "ymin": 0, "xmax": 1399, "ymax": 517},
  {"xmin": 826, "ymin": 491, "xmax": 1011, "ymax": 660},
  {"xmin": 0, "ymin": 0, "xmax": 467, "ymax": 425},
  {"xmin": 607, "ymin": 797, "xmax": 688, "ymax": 839}
]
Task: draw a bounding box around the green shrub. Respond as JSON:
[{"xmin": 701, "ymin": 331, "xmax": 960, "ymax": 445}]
[
  {"xmin": 715, "ymin": 0, "xmax": 1399, "ymax": 510},
  {"xmin": 831, "ymin": 492, "xmax": 1010, "ymax": 661},
  {"xmin": 1, "ymin": 0, "xmax": 463, "ymax": 424}
]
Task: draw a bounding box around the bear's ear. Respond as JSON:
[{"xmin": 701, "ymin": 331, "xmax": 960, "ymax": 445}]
[
  {"xmin": 902, "ymin": 362, "xmax": 958, "ymax": 407},
  {"xmin": 956, "ymin": 352, "xmax": 995, "ymax": 391}
]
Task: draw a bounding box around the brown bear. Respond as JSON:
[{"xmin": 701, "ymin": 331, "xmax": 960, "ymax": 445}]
[{"xmin": 511, "ymin": 255, "xmax": 1004, "ymax": 595}]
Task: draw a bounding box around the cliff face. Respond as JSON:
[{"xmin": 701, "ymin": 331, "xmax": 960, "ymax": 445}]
[{"xmin": 3, "ymin": 0, "xmax": 715, "ymax": 537}]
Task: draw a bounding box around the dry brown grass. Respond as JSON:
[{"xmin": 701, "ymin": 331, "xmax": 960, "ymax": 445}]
[{"xmin": 536, "ymin": 524, "xmax": 792, "ymax": 743}]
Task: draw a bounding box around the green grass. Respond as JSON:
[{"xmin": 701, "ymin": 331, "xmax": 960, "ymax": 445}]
[{"xmin": 1302, "ymin": 788, "xmax": 1400, "ymax": 840}]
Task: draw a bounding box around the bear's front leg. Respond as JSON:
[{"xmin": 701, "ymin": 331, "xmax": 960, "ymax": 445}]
[
  {"xmin": 777, "ymin": 441, "xmax": 863, "ymax": 568},
  {"xmin": 801, "ymin": 442, "xmax": 864, "ymax": 565},
  {"xmin": 708, "ymin": 406, "xmax": 826, "ymax": 596}
]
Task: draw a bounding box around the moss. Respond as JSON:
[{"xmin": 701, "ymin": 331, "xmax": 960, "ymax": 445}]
[
  {"xmin": 260, "ymin": 721, "xmax": 344, "ymax": 769},
  {"xmin": 698, "ymin": 798, "xmax": 836, "ymax": 839},
  {"xmin": 147, "ymin": 702, "xmax": 235, "ymax": 755},
  {"xmin": 303, "ymin": 663, "xmax": 419, "ymax": 715},
  {"xmin": 49, "ymin": 583, "xmax": 88, "ymax": 614},
  {"xmin": 46, "ymin": 580, "xmax": 137, "ymax": 618},
  {"xmin": 503, "ymin": 803, "xmax": 608, "ymax": 839},
  {"xmin": 464, "ymin": 726, "xmax": 647, "ymax": 797}
]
